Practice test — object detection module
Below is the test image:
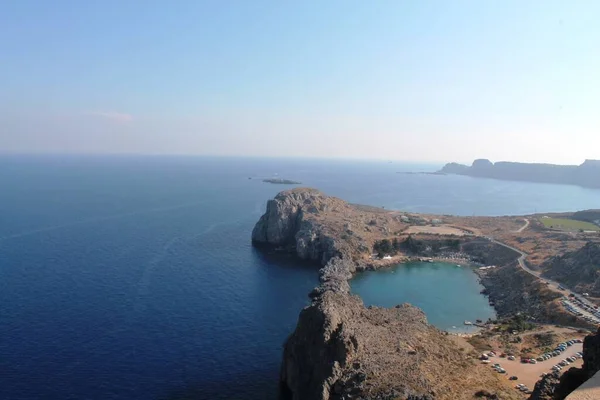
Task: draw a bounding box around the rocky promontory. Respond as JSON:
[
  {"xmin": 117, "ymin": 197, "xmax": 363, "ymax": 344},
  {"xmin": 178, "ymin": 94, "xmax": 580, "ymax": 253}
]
[
  {"xmin": 439, "ymin": 159, "xmax": 600, "ymax": 189},
  {"xmin": 252, "ymin": 188, "xmax": 519, "ymax": 400}
]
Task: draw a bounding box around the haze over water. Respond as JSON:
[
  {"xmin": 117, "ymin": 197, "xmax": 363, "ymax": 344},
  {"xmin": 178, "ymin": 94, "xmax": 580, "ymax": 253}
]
[{"xmin": 3, "ymin": 155, "xmax": 600, "ymax": 400}]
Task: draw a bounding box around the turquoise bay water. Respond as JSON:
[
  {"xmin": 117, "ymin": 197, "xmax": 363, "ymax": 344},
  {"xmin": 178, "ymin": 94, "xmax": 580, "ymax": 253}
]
[{"xmin": 351, "ymin": 262, "xmax": 496, "ymax": 333}]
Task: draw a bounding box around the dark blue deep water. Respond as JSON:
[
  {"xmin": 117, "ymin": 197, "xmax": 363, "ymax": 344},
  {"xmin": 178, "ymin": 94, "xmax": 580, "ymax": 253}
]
[{"xmin": 2, "ymin": 155, "xmax": 600, "ymax": 400}]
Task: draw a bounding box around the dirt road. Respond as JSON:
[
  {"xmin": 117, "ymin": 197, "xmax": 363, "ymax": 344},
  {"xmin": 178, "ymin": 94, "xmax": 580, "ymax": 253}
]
[
  {"xmin": 488, "ymin": 343, "xmax": 583, "ymax": 391},
  {"xmin": 515, "ymin": 218, "xmax": 530, "ymax": 233},
  {"xmin": 490, "ymin": 236, "xmax": 599, "ymax": 324}
]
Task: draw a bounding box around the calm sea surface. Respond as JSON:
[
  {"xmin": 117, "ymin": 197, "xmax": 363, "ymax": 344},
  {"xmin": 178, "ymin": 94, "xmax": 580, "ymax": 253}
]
[{"xmin": 2, "ymin": 155, "xmax": 600, "ymax": 400}]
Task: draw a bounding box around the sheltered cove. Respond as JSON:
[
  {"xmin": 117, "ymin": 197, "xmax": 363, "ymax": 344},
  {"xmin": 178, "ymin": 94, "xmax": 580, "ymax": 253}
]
[{"xmin": 252, "ymin": 188, "xmax": 600, "ymax": 400}]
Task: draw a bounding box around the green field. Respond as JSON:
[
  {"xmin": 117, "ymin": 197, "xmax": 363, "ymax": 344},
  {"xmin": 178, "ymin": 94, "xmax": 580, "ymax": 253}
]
[{"xmin": 540, "ymin": 217, "xmax": 600, "ymax": 231}]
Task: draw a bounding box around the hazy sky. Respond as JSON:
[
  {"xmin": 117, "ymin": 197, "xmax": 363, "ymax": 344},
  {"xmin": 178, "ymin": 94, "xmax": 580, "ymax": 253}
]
[{"xmin": 1, "ymin": 1, "xmax": 599, "ymax": 164}]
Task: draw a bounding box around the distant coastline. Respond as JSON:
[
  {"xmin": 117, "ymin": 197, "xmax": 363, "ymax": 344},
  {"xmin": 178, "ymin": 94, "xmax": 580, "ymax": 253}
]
[
  {"xmin": 439, "ymin": 159, "xmax": 600, "ymax": 189},
  {"xmin": 397, "ymin": 171, "xmax": 446, "ymax": 176},
  {"xmin": 261, "ymin": 178, "xmax": 302, "ymax": 185}
]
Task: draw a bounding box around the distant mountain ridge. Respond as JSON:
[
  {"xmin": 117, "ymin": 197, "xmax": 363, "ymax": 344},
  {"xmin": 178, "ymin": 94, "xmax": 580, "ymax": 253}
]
[{"xmin": 439, "ymin": 159, "xmax": 600, "ymax": 188}]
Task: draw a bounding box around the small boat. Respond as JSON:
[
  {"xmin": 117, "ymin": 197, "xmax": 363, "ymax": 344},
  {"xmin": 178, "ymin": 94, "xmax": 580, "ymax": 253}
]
[
  {"xmin": 464, "ymin": 321, "xmax": 473, "ymax": 325},
  {"xmin": 456, "ymin": 264, "xmax": 461, "ymax": 267}
]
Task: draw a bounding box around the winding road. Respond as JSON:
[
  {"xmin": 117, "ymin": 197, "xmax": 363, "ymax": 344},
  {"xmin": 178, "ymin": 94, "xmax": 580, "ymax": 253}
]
[
  {"xmin": 515, "ymin": 218, "xmax": 530, "ymax": 233},
  {"xmin": 488, "ymin": 226, "xmax": 599, "ymax": 324}
]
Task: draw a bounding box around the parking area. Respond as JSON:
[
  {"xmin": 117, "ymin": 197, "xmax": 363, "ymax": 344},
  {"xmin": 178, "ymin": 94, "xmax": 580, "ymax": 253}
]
[
  {"xmin": 480, "ymin": 341, "xmax": 583, "ymax": 395},
  {"xmin": 561, "ymin": 297, "xmax": 600, "ymax": 325}
]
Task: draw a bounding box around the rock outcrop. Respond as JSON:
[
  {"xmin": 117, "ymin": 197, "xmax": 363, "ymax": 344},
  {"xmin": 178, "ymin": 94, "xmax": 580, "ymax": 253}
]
[
  {"xmin": 541, "ymin": 243, "xmax": 600, "ymax": 297},
  {"xmin": 252, "ymin": 188, "xmax": 317, "ymax": 248},
  {"xmin": 252, "ymin": 188, "xmax": 348, "ymax": 265},
  {"xmin": 253, "ymin": 189, "xmax": 520, "ymax": 400}
]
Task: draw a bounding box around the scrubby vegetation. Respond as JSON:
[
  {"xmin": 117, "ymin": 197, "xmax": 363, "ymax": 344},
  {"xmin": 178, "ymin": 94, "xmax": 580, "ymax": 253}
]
[
  {"xmin": 372, "ymin": 238, "xmax": 402, "ymax": 257},
  {"xmin": 402, "ymin": 235, "xmax": 460, "ymax": 254},
  {"xmin": 504, "ymin": 314, "xmax": 537, "ymax": 332}
]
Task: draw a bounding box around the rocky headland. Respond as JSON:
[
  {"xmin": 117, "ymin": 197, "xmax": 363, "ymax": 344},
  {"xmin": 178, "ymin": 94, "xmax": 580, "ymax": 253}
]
[
  {"xmin": 252, "ymin": 188, "xmax": 600, "ymax": 399},
  {"xmin": 439, "ymin": 159, "xmax": 600, "ymax": 189},
  {"xmin": 252, "ymin": 189, "xmax": 520, "ymax": 400}
]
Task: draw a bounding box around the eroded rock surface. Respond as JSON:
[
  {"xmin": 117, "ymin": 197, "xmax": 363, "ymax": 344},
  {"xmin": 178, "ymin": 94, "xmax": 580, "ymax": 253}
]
[{"xmin": 253, "ymin": 189, "xmax": 519, "ymax": 400}]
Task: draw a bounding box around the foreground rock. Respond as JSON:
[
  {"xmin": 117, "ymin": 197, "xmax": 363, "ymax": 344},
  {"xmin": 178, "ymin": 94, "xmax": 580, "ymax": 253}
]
[{"xmin": 253, "ymin": 189, "xmax": 519, "ymax": 400}]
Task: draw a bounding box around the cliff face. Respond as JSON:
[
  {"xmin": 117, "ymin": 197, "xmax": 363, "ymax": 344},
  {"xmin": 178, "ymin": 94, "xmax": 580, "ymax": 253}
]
[
  {"xmin": 439, "ymin": 160, "xmax": 600, "ymax": 189},
  {"xmin": 251, "ymin": 188, "xmax": 343, "ymax": 265},
  {"xmin": 252, "ymin": 188, "xmax": 318, "ymax": 248},
  {"xmin": 253, "ymin": 189, "xmax": 520, "ymax": 400},
  {"xmin": 541, "ymin": 243, "xmax": 600, "ymax": 297}
]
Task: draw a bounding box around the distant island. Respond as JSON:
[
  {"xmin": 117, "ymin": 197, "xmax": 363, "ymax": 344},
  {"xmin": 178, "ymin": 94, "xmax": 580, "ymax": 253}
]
[
  {"xmin": 262, "ymin": 178, "xmax": 302, "ymax": 185},
  {"xmin": 439, "ymin": 159, "xmax": 600, "ymax": 189}
]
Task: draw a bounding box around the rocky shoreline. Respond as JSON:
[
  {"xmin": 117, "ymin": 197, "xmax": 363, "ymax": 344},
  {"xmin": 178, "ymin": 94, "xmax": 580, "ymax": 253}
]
[
  {"xmin": 252, "ymin": 189, "xmax": 520, "ymax": 400},
  {"xmin": 251, "ymin": 188, "xmax": 600, "ymax": 400}
]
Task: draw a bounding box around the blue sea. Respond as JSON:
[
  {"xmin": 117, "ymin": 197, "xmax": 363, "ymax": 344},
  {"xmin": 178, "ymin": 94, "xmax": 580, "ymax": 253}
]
[{"xmin": 2, "ymin": 155, "xmax": 600, "ymax": 400}]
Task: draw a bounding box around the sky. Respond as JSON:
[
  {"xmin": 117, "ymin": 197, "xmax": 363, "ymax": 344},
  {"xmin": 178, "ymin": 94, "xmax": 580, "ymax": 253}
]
[{"xmin": 1, "ymin": 1, "xmax": 599, "ymax": 164}]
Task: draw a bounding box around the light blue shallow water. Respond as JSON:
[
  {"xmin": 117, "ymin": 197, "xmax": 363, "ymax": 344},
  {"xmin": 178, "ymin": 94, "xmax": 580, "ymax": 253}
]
[
  {"xmin": 1, "ymin": 155, "xmax": 600, "ymax": 399},
  {"xmin": 351, "ymin": 262, "xmax": 496, "ymax": 334}
]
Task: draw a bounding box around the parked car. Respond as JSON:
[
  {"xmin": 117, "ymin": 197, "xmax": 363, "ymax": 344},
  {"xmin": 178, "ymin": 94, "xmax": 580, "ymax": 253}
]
[{"xmin": 509, "ymin": 376, "xmax": 518, "ymax": 381}]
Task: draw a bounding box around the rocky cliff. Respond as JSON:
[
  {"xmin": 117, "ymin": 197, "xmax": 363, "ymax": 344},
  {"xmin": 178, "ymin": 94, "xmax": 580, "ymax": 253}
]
[
  {"xmin": 252, "ymin": 188, "xmax": 351, "ymax": 265},
  {"xmin": 439, "ymin": 160, "xmax": 600, "ymax": 189},
  {"xmin": 541, "ymin": 243, "xmax": 600, "ymax": 297},
  {"xmin": 253, "ymin": 189, "xmax": 520, "ymax": 400}
]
